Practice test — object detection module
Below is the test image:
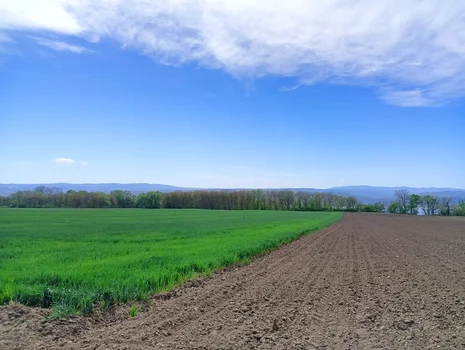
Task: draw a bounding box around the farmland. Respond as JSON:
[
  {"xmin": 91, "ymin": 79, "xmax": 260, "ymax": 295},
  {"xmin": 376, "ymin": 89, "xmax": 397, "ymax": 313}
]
[
  {"xmin": 1, "ymin": 213, "xmax": 465, "ymax": 349},
  {"xmin": 0, "ymin": 208, "xmax": 341, "ymax": 317}
]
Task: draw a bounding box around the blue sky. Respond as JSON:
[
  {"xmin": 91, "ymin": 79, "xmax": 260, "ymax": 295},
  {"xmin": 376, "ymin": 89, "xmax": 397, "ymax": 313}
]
[{"xmin": 1, "ymin": 1, "xmax": 464, "ymax": 188}]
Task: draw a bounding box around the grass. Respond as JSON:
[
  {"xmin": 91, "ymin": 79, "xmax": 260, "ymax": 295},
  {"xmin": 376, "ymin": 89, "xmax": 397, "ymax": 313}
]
[
  {"xmin": 129, "ymin": 304, "xmax": 139, "ymax": 318},
  {"xmin": 0, "ymin": 208, "xmax": 341, "ymax": 317}
]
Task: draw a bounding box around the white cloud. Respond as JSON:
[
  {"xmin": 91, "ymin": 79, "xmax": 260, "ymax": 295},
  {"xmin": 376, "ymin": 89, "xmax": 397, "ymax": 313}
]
[
  {"xmin": 52, "ymin": 157, "xmax": 75, "ymax": 164},
  {"xmin": 50, "ymin": 158, "xmax": 89, "ymax": 165},
  {"xmin": 380, "ymin": 89, "xmax": 436, "ymax": 107},
  {"xmin": 2, "ymin": 0, "xmax": 465, "ymax": 106},
  {"xmin": 35, "ymin": 38, "xmax": 91, "ymax": 54},
  {"xmin": 0, "ymin": 0, "xmax": 82, "ymax": 34}
]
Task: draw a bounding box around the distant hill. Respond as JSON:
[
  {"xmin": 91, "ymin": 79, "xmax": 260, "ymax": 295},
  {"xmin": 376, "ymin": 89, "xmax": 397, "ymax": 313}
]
[
  {"xmin": 0, "ymin": 183, "xmax": 194, "ymax": 196},
  {"xmin": 1, "ymin": 183, "xmax": 464, "ymax": 204}
]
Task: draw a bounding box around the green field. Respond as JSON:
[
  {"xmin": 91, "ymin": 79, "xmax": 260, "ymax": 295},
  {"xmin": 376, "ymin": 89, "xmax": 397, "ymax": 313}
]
[{"xmin": 0, "ymin": 208, "xmax": 341, "ymax": 317}]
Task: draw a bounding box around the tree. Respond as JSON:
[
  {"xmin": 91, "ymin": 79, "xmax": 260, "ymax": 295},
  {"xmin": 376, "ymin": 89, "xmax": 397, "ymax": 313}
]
[
  {"xmin": 419, "ymin": 195, "xmax": 440, "ymax": 215},
  {"xmin": 372, "ymin": 202, "xmax": 385, "ymax": 213},
  {"xmin": 439, "ymin": 197, "xmax": 452, "ymax": 216},
  {"xmin": 324, "ymin": 193, "xmax": 337, "ymax": 210},
  {"xmin": 387, "ymin": 201, "xmax": 401, "ymax": 214},
  {"xmin": 453, "ymin": 200, "xmax": 465, "ymax": 216},
  {"xmin": 0, "ymin": 195, "xmax": 12, "ymax": 207},
  {"xmin": 295, "ymin": 192, "xmax": 311, "ymax": 210},
  {"xmin": 144, "ymin": 191, "xmax": 162, "ymax": 208},
  {"xmin": 278, "ymin": 190, "xmax": 295, "ymax": 211},
  {"xmin": 334, "ymin": 195, "xmax": 346, "ymax": 211},
  {"xmin": 429, "ymin": 196, "xmax": 440, "ymax": 215},
  {"xmin": 345, "ymin": 196, "xmax": 358, "ymax": 211},
  {"xmin": 310, "ymin": 193, "xmax": 324, "ymax": 211},
  {"xmin": 408, "ymin": 194, "xmax": 421, "ymax": 215},
  {"xmin": 49, "ymin": 187, "xmax": 63, "ymax": 195},
  {"xmin": 110, "ymin": 190, "xmax": 135, "ymax": 208},
  {"xmin": 394, "ymin": 190, "xmax": 410, "ymax": 214},
  {"xmin": 34, "ymin": 186, "xmax": 47, "ymax": 193},
  {"xmin": 251, "ymin": 189, "xmax": 265, "ymax": 210}
]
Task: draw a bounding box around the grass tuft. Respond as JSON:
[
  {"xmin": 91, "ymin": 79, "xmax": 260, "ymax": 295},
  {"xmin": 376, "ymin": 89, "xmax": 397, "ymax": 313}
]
[{"xmin": 129, "ymin": 304, "xmax": 139, "ymax": 318}]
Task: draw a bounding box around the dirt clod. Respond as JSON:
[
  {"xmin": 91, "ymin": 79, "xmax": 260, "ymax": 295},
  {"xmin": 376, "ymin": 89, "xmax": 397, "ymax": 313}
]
[{"xmin": 272, "ymin": 319, "xmax": 279, "ymax": 332}]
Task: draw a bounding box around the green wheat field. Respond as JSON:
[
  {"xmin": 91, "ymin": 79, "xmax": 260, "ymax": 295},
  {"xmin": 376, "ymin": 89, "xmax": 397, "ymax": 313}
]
[{"xmin": 0, "ymin": 208, "xmax": 341, "ymax": 317}]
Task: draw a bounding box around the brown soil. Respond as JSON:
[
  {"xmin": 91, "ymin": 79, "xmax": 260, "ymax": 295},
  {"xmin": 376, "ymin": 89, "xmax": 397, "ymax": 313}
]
[{"xmin": 2, "ymin": 213, "xmax": 465, "ymax": 349}]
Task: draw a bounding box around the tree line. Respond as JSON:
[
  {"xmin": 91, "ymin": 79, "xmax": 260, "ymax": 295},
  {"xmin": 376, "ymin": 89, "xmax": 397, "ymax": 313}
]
[
  {"xmin": 1, "ymin": 186, "xmax": 163, "ymax": 209},
  {"xmin": 2, "ymin": 186, "xmax": 463, "ymax": 216},
  {"xmin": 0, "ymin": 186, "xmax": 386, "ymax": 212},
  {"xmin": 161, "ymin": 189, "xmax": 385, "ymax": 212},
  {"xmin": 387, "ymin": 189, "xmax": 465, "ymax": 216}
]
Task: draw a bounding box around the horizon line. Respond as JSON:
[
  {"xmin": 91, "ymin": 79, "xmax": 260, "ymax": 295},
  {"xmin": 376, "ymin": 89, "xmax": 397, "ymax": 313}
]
[{"xmin": 1, "ymin": 183, "xmax": 464, "ymax": 191}]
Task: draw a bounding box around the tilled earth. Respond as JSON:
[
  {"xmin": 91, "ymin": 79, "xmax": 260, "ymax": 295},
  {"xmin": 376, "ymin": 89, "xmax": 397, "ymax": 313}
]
[{"xmin": 1, "ymin": 213, "xmax": 465, "ymax": 349}]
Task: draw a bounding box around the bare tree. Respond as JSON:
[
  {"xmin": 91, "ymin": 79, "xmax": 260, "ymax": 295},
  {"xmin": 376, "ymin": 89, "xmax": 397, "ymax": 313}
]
[
  {"xmin": 394, "ymin": 189, "xmax": 410, "ymax": 214},
  {"xmin": 34, "ymin": 186, "xmax": 47, "ymax": 193},
  {"xmin": 429, "ymin": 196, "xmax": 440, "ymax": 215}
]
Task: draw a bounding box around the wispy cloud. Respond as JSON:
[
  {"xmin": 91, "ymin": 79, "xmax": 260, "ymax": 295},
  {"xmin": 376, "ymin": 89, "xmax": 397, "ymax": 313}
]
[
  {"xmin": 52, "ymin": 157, "xmax": 75, "ymax": 164},
  {"xmin": 51, "ymin": 158, "xmax": 89, "ymax": 165},
  {"xmin": 2, "ymin": 0, "xmax": 465, "ymax": 106},
  {"xmin": 279, "ymin": 83, "xmax": 303, "ymax": 92},
  {"xmin": 380, "ymin": 89, "xmax": 437, "ymax": 107},
  {"xmin": 0, "ymin": 30, "xmax": 16, "ymax": 57},
  {"xmin": 35, "ymin": 38, "xmax": 91, "ymax": 54},
  {"xmin": 0, "ymin": 31, "xmax": 12, "ymax": 43}
]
